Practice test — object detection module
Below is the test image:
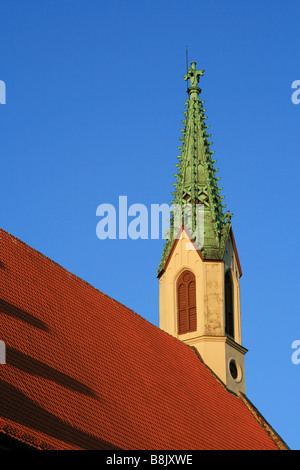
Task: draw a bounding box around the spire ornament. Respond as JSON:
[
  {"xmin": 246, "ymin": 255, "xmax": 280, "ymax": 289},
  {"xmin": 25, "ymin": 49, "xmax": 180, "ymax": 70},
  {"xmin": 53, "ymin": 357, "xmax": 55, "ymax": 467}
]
[{"xmin": 184, "ymin": 62, "xmax": 205, "ymax": 96}]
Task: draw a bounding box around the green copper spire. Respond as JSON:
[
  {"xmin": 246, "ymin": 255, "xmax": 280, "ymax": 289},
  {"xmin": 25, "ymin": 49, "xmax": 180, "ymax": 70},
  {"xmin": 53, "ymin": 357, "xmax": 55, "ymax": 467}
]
[{"xmin": 158, "ymin": 62, "xmax": 232, "ymax": 275}]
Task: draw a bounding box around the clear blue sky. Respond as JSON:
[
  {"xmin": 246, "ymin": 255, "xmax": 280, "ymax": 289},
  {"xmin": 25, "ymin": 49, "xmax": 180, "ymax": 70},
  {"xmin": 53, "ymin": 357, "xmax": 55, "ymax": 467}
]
[{"xmin": 0, "ymin": 0, "xmax": 299, "ymax": 450}]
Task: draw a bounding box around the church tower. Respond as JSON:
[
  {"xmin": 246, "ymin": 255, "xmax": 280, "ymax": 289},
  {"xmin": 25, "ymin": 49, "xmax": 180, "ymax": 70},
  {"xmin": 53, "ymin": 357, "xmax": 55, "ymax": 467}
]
[{"xmin": 158, "ymin": 62, "xmax": 247, "ymax": 395}]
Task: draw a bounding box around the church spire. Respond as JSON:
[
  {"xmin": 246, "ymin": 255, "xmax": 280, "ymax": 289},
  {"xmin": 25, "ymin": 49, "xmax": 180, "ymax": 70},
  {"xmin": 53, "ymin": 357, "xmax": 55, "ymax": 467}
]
[
  {"xmin": 158, "ymin": 62, "xmax": 246, "ymax": 395},
  {"xmin": 158, "ymin": 62, "xmax": 232, "ymax": 276}
]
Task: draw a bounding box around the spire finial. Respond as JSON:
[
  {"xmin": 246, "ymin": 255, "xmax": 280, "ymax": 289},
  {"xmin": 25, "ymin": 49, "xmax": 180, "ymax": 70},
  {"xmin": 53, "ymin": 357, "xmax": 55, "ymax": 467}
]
[{"xmin": 184, "ymin": 62, "xmax": 205, "ymax": 95}]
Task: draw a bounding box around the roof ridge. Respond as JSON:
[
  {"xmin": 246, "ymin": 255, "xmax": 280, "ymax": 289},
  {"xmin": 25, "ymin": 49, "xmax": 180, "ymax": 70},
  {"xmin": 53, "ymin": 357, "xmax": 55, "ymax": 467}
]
[
  {"xmin": 189, "ymin": 345, "xmax": 244, "ymax": 398},
  {"xmin": 190, "ymin": 347, "xmax": 290, "ymax": 449},
  {"xmin": 0, "ymin": 227, "xmax": 150, "ymax": 325},
  {"xmin": 237, "ymin": 393, "xmax": 290, "ymax": 450},
  {"xmin": 0, "ymin": 227, "xmax": 197, "ymax": 350}
]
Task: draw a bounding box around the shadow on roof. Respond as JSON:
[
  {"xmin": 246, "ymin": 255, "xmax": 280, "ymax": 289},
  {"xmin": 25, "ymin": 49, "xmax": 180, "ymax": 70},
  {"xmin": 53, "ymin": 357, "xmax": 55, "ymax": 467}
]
[
  {"xmin": 0, "ymin": 298, "xmax": 49, "ymax": 332},
  {"xmin": 6, "ymin": 346, "xmax": 98, "ymax": 399},
  {"xmin": 0, "ymin": 380, "xmax": 118, "ymax": 450}
]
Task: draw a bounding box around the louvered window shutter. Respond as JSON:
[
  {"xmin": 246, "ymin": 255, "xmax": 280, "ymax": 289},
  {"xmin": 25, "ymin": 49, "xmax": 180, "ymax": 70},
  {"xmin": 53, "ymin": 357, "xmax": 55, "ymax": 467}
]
[{"xmin": 177, "ymin": 271, "xmax": 197, "ymax": 334}]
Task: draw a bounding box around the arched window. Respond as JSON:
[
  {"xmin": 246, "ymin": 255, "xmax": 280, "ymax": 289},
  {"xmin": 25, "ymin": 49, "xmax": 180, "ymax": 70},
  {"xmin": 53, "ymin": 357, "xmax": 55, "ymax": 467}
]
[
  {"xmin": 177, "ymin": 270, "xmax": 197, "ymax": 334},
  {"xmin": 225, "ymin": 270, "xmax": 234, "ymax": 338}
]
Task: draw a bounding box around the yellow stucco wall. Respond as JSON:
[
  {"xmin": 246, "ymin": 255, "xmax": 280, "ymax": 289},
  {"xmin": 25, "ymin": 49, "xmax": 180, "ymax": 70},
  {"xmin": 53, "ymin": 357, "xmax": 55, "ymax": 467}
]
[{"xmin": 159, "ymin": 228, "xmax": 247, "ymax": 394}]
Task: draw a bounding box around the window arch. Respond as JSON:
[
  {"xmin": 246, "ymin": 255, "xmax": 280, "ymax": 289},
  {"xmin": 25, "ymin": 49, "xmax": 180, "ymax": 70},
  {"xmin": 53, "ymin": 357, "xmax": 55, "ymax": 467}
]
[
  {"xmin": 177, "ymin": 270, "xmax": 197, "ymax": 334},
  {"xmin": 225, "ymin": 270, "xmax": 234, "ymax": 338}
]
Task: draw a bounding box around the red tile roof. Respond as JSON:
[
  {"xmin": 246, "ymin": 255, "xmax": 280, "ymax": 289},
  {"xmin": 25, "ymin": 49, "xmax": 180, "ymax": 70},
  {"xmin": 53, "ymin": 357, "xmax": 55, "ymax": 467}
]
[{"xmin": 0, "ymin": 228, "xmax": 287, "ymax": 450}]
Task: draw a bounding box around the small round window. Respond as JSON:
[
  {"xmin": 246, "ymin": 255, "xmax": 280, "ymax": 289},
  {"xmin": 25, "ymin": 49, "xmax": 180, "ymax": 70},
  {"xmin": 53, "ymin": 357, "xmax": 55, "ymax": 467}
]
[{"xmin": 229, "ymin": 360, "xmax": 238, "ymax": 380}]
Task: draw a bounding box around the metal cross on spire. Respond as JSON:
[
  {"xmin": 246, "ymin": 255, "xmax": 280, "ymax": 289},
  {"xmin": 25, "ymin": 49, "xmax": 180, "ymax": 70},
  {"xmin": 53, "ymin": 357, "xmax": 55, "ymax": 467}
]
[{"xmin": 184, "ymin": 62, "xmax": 204, "ymax": 93}]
